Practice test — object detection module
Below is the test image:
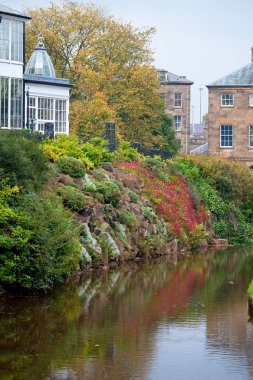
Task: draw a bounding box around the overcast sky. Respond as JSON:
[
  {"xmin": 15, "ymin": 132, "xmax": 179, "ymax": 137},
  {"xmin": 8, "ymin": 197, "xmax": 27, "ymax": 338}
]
[{"xmin": 4, "ymin": 0, "xmax": 253, "ymax": 122}]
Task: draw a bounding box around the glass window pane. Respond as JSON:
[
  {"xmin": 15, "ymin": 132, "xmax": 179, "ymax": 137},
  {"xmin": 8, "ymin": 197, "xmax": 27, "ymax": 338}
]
[
  {"xmin": 220, "ymin": 125, "xmax": 233, "ymax": 147},
  {"xmin": 0, "ymin": 77, "xmax": 9, "ymax": 128},
  {"xmin": 0, "ymin": 19, "xmax": 10, "ymax": 60},
  {"xmin": 10, "ymin": 78, "xmax": 23, "ymax": 129}
]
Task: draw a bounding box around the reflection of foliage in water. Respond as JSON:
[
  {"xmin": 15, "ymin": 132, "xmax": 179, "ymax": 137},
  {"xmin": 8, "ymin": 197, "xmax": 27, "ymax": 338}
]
[{"xmin": 1, "ymin": 248, "xmax": 253, "ymax": 379}]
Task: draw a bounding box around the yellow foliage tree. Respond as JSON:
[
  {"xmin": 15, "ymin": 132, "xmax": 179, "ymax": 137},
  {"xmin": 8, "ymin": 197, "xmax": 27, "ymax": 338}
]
[{"xmin": 26, "ymin": 1, "xmax": 176, "ymax": 149}]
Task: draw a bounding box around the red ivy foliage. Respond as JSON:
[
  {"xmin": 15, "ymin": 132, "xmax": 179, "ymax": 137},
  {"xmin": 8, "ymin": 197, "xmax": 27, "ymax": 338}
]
[{"xmin": 118, "ymin": 161, "xmax": 208, "ymax": 238}]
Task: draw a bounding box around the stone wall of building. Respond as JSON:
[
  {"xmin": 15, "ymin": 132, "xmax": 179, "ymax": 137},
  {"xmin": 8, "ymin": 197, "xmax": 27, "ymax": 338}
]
[
  {"xmin": 159, "ymin": 83, "xmax": 191, "ymax": 153},
  {"xmin": 208, "ymin": 87, "xmax": 253, "ymax": 167}
]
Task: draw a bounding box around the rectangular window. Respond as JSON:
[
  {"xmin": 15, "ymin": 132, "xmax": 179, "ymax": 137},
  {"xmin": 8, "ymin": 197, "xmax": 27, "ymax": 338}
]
[
  {"xmin": 174, "ymin": 115, "xmax": 181, "ymax": 131},
  {"xmin": 10, "ymin": 78, "xmax": 23, "ymax": 129},
  {"xmin": 221, "ymin": 93, "xmax": 234, "ymax": 107},
  {"xmin": 0, "ymin": 76, "xmax": 9, "ymax": 128},
  {"xmin": 28, "ymin": 96, "xmax": 36, "ymax": 121},
  {"xmin": 174, "ymin": 93, "xmax": 182, "ymax": 108},
  {"xmin": 249, "ymin": 126, "xmax": 253, "ymax": 147},
  {"xmin": 11, "ymin": 21, "xmax": 23, "ymax": 62},
  {"xmin": 249, "ymin": 94, "xmax": 253, "ymax": 107},
  {"xmin": 0, "ymin": 19, "xmax": 23, "ymax": 62},
  {"xmin": 38, "ymin": 98, "xmax": 54, "ymax": 121},
  {"xmin": 220, "ymin": 125, "xmax": 233, "ymax": 147},
  {"xmin": 55, "ymin": 100, "xmax": 67, "ymax": 132},
  {"xmin": 0, "ymin": 19, "xmax": 10, "ymax": 60},
  {"xmin": 159, "ymin": 72, "xmax": 167, "ymax": 82}
]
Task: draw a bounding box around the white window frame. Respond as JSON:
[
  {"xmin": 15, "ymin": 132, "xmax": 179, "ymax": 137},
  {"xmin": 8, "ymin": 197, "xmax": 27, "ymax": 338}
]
[
  {"xmin": 249, "ymin": 125, "xmax": 253, "ymax": 148},
  {"xmin": 26, "ymin": 95, "xmax": 69, "ymax": 134},
  {"xmin": 0, "ymin": 18, "xmax": 23, "ymax": 64},
  {"xmin": 221, "ymin": 93, "xmax": 234, "ymax": 107},
  {"xmin": 0, "ymin": 76, "xmax": 23, "ymax": 129},
  {"xmin": 174, "ymin": 92, "xmax": 182, "ymax": 108},
  {"xmin": 174, "ymin": 115, "xmax": 181, "ymax": 131},
  {"xmin": 220, "ymin": 125, "xmax": 233, "ymax": 148}
]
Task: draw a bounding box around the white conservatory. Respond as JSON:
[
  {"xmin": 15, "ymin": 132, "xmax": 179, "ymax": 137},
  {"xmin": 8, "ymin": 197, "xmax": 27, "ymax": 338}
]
[
  {"xmin": 24, "ymin": 36, "xmax": 72, "ymax": 135},
  {"xmin": 0, "ymin": 4, "xmax": 72, "ymax": 135}
]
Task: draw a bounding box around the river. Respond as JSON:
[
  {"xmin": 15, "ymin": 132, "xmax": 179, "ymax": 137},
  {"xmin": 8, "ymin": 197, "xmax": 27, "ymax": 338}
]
[{"xmin": 1, "ymin": 247, "xmax": 253, "ymax": 380}]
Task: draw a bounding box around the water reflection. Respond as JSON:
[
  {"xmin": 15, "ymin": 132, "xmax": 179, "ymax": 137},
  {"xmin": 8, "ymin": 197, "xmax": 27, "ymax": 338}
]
[{"xmin": 1, "ymin": 248, "xmax": 253, "ymax": 380}]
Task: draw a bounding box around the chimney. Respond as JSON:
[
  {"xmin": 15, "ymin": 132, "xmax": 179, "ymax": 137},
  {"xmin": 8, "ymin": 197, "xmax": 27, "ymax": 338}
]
[{"xmin": 251, "ymin": 47, "xmax": 253, "ymax": 62}]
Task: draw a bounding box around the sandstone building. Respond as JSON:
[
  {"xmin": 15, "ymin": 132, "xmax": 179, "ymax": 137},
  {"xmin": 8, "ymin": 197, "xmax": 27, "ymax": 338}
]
[
  {"xmin": 207, "ymin": 49, "xmax": 253, "ymax": 168},
  {"xmin": 158, "ymin": 69, "xmax": 193, "ymax": 153}
]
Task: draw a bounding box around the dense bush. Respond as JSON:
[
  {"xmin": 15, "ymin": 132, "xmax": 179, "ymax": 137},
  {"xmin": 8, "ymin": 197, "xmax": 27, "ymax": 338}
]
[
  {"xmin": 115, "ymin": 141, "xmax": 140, "ymax": 162},
  {"xmin": 57, "ymin": 156, "xmax": 86, "ymax": 178},
  {"xmin": 0, "ymin": 189, "xmax": 81, "ymax": 293},
  {"xmin": 0, "ymin": 130, "xmax": 49, "ymax": 191},
  {"xmin": 57, "ymin": 186, "xmax": 87, "ymax": 211},
  {"xmin": 95, "ymin": 180, "xmax": 122, "ymax": 207},
  {"xmin": 43, "ymin": 135, "xmax": 114, "ymax": 168},
  {"xmin": 173, "ymin": 156, "xmax": 253, "ymax": 245},
  {"xmin": 81, "ymin": 137, "xmax": 114, "ymax": 167}
]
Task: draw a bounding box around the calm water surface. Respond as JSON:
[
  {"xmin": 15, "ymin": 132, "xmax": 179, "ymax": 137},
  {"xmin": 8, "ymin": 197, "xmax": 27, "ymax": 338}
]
[{"xmin": 1, "ymin": 247, "xmax": 253, "ymax": 380}]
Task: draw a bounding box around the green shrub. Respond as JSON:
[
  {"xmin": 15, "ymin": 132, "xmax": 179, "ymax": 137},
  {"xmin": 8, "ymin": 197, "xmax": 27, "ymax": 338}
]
[
  {"xmin": 0, "ymin": 130, "xmax": 49, "ymax": 191},
  {"xmin": 0, "ymin": 192, "xmax": 81, "ymax": 293},
  {"xmin": 81, "ymin": 137, "xmax": 114, "ymax": 167},
  {"xmin": 57, "ymin": 156, "xmax": 86, "ymax": 178},
  {"xmin": 248, "ymin": 280, "xmax": 253, "ymax": 302},
  {"xmin": 43, "ymin": 135, "xmax": 114, "ymax": 168},
  {"xmin": 102, "ymin": 162, "xmax": 114, "ymax": 172},
  {"xmin": 42, "ymin": 135, "xmax": 94, "ymax": 168},
  {"xmin": 115, "ymin": 141, "xmax": 140, "ymax": 162},
  {"xmin": 95, "ymin": 180, "xmax": 122, "ymax": 206},
  {"xmin": 173, "ymin": 156, "xmax": 253, "ymax": 245},
  {"xmin": 93, "ymin": 168, "xmax": 108, "ymax": 181},
  {"xmin": 142, "ymin": 157, "xmax": 163, "ymax": 174},
  {"xmin": 128, "ymin": 190, "xmax": 138, "ymax": 203},
  {"xmin": 57, "ymin": 186, "xmax": 87, "ymax": 211},
  {"xmin": 118, "ymin": 209, "xmax": 137, "ymax": 229}
]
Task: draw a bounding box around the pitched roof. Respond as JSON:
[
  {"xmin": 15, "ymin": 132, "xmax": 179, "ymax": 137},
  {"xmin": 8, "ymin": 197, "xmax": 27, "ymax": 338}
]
[
  {"xmin": 208, "ymin": 62, "xmax": 253, "ymax": 87},
  {"xmin": 0, "ymin": 4, "xmax": 31, "ymax": 20},
  {"xmin": 157, "ymin": 69, "xmax": 193, "ymax": 85}
]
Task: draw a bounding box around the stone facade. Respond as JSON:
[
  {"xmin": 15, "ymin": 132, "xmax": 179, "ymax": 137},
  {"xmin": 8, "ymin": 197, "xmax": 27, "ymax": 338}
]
[
  {"xmin": 208, "ymin": 87, "xmax": 253, "ymax": 167},
  {"xmin": 158, "ymin": 70, "xmax": 193, "ymax": 153},
  {"xmin": 207, "ymin": 49, "xmax": 253, "ymax": 168}
]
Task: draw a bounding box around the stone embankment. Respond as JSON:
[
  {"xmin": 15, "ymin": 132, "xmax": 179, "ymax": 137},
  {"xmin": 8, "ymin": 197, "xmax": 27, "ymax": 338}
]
[{"xmin": 57, "ymin": 163, "xmax": 212, "ymax": 269}]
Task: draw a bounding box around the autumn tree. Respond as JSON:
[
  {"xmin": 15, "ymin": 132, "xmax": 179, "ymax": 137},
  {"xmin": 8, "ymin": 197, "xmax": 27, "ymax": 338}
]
[{"xmin": 26, "ymin": 0, "xmax": 178, "ymax": 151}]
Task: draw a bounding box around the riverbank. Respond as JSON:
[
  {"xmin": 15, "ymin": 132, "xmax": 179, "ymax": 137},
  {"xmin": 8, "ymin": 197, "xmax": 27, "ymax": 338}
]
[{"xmin": 1, "ymin": 131, "xmax": 253, "ymax": 294}]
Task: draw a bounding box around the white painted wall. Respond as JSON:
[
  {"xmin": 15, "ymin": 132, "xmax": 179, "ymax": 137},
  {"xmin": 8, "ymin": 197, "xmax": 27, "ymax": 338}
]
[
  {"xmin": 0, "ymin": 61, "xmax": 23, "ymax": 79},
  {"xmin": 26, "ymin": 82, "xmax": 70, "ymax": 98}
]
